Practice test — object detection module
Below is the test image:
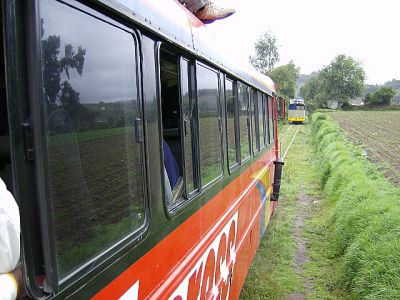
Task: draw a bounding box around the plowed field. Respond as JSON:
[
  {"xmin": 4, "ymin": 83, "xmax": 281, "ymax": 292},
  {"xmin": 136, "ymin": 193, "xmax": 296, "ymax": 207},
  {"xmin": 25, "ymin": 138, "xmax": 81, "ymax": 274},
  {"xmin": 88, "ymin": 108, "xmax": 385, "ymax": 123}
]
[{"xmin": 327, "ymin": 111, "xmax": 400, "ymax": 185}]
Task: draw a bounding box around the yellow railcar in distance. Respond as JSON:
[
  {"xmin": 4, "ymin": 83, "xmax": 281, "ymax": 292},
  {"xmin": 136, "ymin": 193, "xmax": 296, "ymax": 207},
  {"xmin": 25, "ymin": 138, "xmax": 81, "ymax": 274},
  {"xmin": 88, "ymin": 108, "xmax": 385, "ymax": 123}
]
[{"xmin": 288, "ymin": 98, "xmax": 306, "ymax": 123}]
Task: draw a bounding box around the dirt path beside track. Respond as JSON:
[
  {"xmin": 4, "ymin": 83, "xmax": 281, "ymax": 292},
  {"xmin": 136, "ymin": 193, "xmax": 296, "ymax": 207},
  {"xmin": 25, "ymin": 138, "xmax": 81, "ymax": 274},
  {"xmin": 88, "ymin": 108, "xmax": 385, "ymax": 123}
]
[
  {"xmin": 240, "ymin": 124, "xmax": 339, "ymax": 300},
  {"xmin": 287, "ymin": 190, "xmax": 315, "ymax": 300}
]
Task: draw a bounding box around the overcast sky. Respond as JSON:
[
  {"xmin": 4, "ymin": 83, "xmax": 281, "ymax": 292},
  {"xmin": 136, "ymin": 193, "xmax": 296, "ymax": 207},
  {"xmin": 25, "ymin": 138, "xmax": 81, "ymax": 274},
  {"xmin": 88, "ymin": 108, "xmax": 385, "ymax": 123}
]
[{"xmin": 208, "ymin": 0, "xmax": 400, "ymax": 84}]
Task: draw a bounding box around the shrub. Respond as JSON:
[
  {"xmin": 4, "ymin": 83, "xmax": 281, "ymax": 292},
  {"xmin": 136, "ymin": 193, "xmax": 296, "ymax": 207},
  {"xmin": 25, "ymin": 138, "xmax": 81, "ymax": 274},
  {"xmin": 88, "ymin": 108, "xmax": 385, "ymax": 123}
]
[{"xmin": 365, "ymin": 87, "xmax": 396, "ymax": 106}]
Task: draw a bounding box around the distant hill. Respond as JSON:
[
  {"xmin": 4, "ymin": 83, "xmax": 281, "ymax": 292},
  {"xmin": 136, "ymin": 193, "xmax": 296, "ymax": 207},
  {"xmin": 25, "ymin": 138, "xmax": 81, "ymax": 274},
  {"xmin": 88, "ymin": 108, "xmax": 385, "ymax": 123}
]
[
  {"xmin": 296, "ymin": 73, "xmax": 317, "ymax": 97},
  {"xmin": 385, "ymin": 79, "xmax": 400, "ymax": 90},
  {"xmin": 296, "ymin": 74, "xmax": 312, "ymax": 89}
]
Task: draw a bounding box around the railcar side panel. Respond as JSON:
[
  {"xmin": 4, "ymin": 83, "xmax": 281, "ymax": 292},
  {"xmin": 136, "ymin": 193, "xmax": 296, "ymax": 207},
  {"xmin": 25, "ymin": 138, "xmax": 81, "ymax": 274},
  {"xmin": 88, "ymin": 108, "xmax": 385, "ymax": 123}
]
[
  {"xmin": 92, "ymin": 149, "xmax": 275, "ymax": 299},
  {"xmin": 0, "ymin": 0, "xmax": 282, "ymax": 298}
]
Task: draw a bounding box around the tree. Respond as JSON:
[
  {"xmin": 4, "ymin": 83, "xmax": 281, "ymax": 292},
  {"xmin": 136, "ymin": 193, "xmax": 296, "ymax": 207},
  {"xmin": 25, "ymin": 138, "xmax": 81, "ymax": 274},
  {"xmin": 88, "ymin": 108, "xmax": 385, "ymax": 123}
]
[
  {"xmin": 269, "ymin": 61, "xmax": 300, "ymax": 100},
  {"xmin": 319, "ymin": 54, "xmax": 366, "ymax": 107},
  {"xmin": 59, "ymin": 81, "xmax": 81, "ymax": 117},
  {"xmin": 299, "ymin": 73, "xmax": 326, "ymax": 110},
  {"xmin": 300, "ymin": 74, "xmax": 320, "ymax": 101},
  {"xmin": 41, "ymin": 21, "xmax": 88, "ymax": 129},
  {"xmin": 249, "ymin": 32, "xmax": 279, "ymax": 75},
  {"xmin": 365, "ymin": 86, "xmax": 396, "ymax": 106},
  {"xmin": 42, "ymin": 35, "xmax": 86, "ymax": 105}
]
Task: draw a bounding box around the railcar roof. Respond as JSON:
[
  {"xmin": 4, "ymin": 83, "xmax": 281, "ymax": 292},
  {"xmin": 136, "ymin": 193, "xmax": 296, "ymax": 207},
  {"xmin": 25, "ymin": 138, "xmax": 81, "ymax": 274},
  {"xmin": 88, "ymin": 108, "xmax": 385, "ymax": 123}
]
[{"xmin": 111, "ymin": 0, "xmax": 276, "ymax": 95}]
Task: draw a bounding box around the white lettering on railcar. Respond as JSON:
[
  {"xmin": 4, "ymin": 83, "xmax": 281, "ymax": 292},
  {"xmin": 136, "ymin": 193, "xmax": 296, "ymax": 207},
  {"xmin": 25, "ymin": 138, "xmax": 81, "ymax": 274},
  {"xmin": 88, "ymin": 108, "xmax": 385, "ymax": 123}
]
[
  {"xmin": 119, "ymin": 280, "xmax": 139, "ymax": 300},
  {"xmin": 168, "ymin": 211, "xmax": 238, "ymax": 300}
]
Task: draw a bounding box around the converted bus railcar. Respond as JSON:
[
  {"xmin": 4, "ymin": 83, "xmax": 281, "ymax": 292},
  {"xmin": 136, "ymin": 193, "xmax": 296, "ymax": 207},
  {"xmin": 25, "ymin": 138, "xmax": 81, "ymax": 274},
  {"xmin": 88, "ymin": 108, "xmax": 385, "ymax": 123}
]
[
  {"xmin": 288, "ymin": 98, "xmax": 306, "ymax": 123},
  {"xmin": 0, "ymin": 0, "xmax": 283, "ymax": 298}
]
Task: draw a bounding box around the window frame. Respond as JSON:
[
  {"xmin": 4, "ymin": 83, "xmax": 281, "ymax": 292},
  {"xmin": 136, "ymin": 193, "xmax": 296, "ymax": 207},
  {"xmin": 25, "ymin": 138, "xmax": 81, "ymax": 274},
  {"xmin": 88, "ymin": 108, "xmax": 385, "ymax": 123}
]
[
  {"xmin": 251, "ymin": 88, "xmax": 260, "ymax": 154},
  {"xmin": 157, "ymin": 46, "xmax": 195, "ymax": 215},
  {"xmin": 159, "ymin": 50, "xmax": 202, "ymax": 215},
  {"xmin": 258, "ymin": 91, "xmax": 265, "ymax": 150},
  {"xmin": 32, "ymin": 0, "xmax": 149, "ymax": 291},
  {"xmin": 262, "ymin": 93, "xmax": 269, "ymax": 147},
  {"xmin": 237, "ymin": 81, "xmax": 251, "ymax": 164},
  {"xmin": 179, "ymin": 57, "xmax": 201, "ymax": 200},
  {"xmin": 195, "ymin": 61, "xmax": 224, "ymax": 189},
  {"xmin": 158, "ymin": 47, "xmax": 225, "ymax": 215},
  {"xmin": 224, "ymin": 75, "xmax": 240, "ymax": 172},
  {"xmin": 266, "ymin": 94, "xmax": 275, "ymax": 145}
]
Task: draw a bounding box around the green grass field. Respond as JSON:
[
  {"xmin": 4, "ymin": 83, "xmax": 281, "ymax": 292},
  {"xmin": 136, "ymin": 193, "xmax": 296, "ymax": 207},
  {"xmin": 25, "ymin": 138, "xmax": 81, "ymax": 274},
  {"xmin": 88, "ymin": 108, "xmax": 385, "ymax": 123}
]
[
  {"xmin": 310, "ymin": 112, "xmax": 400, "ymax": 299},
  {"xmin": 241, "ymin": 112, "xmax": 400, "ymax": 299},
  {"xmin": 240, "ymin": 125, "xmax": 321, "ymax": 299},
  {"xmin": 46, "ymin": 127, "xmax": 145, "ymax": 277}
]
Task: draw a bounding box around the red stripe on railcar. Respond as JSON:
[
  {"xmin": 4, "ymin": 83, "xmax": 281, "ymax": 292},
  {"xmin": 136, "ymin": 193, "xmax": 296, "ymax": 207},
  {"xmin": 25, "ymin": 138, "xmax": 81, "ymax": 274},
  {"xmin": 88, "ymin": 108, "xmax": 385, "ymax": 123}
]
[{"xmin": 93, "ymin": 148, "xmax": 275, "ymax": 300}]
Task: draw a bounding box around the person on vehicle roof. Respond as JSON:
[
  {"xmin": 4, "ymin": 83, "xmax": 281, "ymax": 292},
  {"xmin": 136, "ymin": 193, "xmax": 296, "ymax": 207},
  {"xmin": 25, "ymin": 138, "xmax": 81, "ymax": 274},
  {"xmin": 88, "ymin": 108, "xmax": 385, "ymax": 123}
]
[{"xmin": 178, "ymin": 0, "xmax": 235, "ymax": 23}]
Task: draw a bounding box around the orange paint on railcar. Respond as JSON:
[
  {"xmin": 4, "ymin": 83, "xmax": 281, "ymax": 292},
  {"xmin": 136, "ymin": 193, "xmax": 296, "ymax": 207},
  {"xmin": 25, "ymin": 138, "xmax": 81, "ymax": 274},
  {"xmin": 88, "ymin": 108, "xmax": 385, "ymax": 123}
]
[{"xmin": 93, "ymin": 148, "xmax": 276, "ymax": 300}]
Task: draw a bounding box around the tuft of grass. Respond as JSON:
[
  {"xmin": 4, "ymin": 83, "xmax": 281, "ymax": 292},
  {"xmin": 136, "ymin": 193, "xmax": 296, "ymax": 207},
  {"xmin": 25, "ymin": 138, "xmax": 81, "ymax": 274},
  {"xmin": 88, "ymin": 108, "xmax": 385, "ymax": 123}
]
[
  {"xmin": 303, "ymin": 205, "xmax": 348, "ymax": 300},
  {"xmin": 310, "ymin": 113, "xmax": 400, "ymax": 299},
  {"xmin": 240, "ymin": 125, "xmax": 307, "ymax": 299},
  {"xmin": 241, "ymin": 125, "xmax": 344, "ymax": 299}
]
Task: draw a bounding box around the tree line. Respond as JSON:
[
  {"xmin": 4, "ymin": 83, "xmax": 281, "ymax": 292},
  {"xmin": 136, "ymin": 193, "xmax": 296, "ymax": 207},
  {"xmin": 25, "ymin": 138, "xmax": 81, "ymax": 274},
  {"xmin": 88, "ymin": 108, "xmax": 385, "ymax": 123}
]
[{"xmin": 250, "ymin": 32, "xmax": 397, "ymax": 110}]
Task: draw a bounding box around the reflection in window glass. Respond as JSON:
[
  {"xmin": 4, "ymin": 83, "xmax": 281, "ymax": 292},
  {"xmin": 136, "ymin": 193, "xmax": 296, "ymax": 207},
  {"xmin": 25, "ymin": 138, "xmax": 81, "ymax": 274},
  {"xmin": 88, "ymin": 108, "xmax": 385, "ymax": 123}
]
[
  {"xmin": 196, "ymin": 64, "xmax": 222, "ymax": 186},
  {"xmin": 258, "ymin": 92, "xmax": 264, "ymax": 148},
  {"xmin": 181, "ymin": 59, "xmax": 197, "ymax": 195},
  {"xmin": 238, "ymin": 83, "xmax": 250, "ymax": 162},
  {"xmin": 225, "ymin": 79, "xmax": 238, "ymax": 168},
  {"xmin": 251, "ymin": 89, "xmax": 259, "ymax": 152},
  {"xmin": 41, "ymin": 0, "xmax": 144, "ymax": 279}
]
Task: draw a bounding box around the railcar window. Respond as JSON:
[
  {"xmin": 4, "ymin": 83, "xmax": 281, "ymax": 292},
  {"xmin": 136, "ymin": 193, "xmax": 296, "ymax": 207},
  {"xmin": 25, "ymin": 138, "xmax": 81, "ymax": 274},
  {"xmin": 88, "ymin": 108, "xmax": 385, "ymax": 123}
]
[
  {"xmin": 40, "ymin": 0, "xmax": 144, "ymax": 279},
  {"xmin": 268, "ymin": 96, "xmax": 275, "ymax": 143},
  {"xmin": 258, "ymin": 91, "xmax": 265, "ymax": 148},
  {"xmin": 238, "ymin": 82, "xmax": 250, "ymax": 162},
  {"xmin": 225, "ymin": 78, "xmax": 238, "ymax": 168},
  {"xmin": 196, "ymin": 64, "xmax": 222, "ymax": 186},
  {"xmin": 160, "ymin": 50, "xmax": 185, "ymax": 205},
  {"xmin": 263, "ymin": 94, "xmax": 270, "ymax": 146},
  {"xmin": 251, "ymin": 89, "xmax": 260, "ymax": 152},
  {"xmin": 160, "ymin": 49, "xmax": 202, "ymax": 207},
  {"xmin": 180, "ymin": 58, "xmax": 198, "ymax": 196}
]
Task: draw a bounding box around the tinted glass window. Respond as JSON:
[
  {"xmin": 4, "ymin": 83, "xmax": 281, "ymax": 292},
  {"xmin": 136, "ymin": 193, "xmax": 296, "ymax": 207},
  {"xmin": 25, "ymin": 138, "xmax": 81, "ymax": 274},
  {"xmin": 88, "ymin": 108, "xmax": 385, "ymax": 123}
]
[
  {"xmin": 160, "ymin": 50, "xmax": 184, "ymax": 207},
  {"xmin": 238, "ymin": 83, "xmax": 250, "ymax": 162},
  {"xmin": 181, "ymin": 59, "xmax": 198, "ymax": 195},
  {"xmin": 258, "ymin": 92, "xmax": 264, "ymax": 148},
  {"xmin": 225, "ymin": 78, "xmax": 238, "ymax": 168},
  {"xmin": 263, "ymin": 94, "xmax": 269, "ymax": 146},
  {"xmin": 268, "ymin": 96, "xmax": 275, "ymax": 144},
  {"xmin": 251, "ymin": 89, "xmax": 259, "ymax": 152},
  {"xmin": 41, "ymin": 0, "xmax": 144, "ymax": 278},
  {"xmin": 196, "ymin": 64, "xmax": 222, "ymax": 186}
]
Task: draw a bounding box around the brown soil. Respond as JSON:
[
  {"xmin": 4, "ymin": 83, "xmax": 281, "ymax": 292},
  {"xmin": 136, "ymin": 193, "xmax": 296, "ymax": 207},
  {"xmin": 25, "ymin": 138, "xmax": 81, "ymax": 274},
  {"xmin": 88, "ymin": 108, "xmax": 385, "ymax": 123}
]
[{"xmin": 328, "ymin": 111, "xmax": 400, "ymax": 185}]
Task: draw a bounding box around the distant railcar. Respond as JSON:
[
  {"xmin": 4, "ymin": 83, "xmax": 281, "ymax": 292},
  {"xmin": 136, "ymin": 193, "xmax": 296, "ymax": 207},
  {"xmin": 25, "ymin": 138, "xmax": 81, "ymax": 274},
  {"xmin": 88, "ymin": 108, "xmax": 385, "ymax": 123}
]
[{"xmin": 288, "ymin": 98, "xmax": 306, "ymax": 123}]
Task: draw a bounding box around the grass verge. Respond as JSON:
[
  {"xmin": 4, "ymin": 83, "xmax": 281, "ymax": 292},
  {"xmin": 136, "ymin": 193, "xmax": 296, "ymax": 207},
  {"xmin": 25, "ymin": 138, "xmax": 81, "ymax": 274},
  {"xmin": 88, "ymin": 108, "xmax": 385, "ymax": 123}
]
[
  {"xmin": 310, "ymin": 112, "xmax": 400, "ymax": 299},
  {"xmin": 240, "ymin": 125, "xmax": 314, "ymax": 299}
]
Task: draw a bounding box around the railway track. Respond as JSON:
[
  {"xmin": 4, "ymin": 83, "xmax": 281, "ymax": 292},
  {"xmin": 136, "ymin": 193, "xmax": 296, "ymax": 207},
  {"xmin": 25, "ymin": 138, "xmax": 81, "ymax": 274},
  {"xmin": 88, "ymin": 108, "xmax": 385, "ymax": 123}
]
[{"xmin": 279, "ymin": 124, "xmax": 302, "ymax": 159}]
